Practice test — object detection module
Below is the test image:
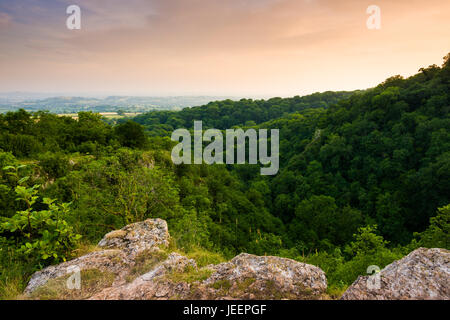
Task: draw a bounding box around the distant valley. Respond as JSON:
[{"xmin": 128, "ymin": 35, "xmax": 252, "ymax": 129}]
[{"xmin": 0, "ymin": 94, "xmax": 235, "ymax": 114}]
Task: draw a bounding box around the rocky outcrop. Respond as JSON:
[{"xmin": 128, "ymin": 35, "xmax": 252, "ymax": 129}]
[
  {"xmin": 90, "ymin": 253, "xmax": 327, "ymax": 300},
  {"xmin": 341, "ymin": 248, "xmax": 450, "ymax": 300},
  {"xmin": 25, "ymin": 218, "xmax": 169, "ymax": 294},
  {"xmin": 24, "ymin": 218, "xmax": 327, "ymax": 300},
  {"xmin": 89, "ymin": 253, "xmax": 198, "ymax": 300},
  {"xmin": 24, "ymin": 219, "xmax": 450, "ymax": 300},
  {"xmin": 98, "ymin": 218, "xmax": 170, "ymax": 257}
]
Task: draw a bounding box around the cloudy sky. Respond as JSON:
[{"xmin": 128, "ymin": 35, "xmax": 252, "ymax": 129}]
[{"xmin": 0, "ymin": 0, "xmax": 449, "ymax": 97}]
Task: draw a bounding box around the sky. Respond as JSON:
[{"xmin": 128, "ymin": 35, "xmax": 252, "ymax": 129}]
[{"xmin": 0, "ymin": 0, "xmax": 449, "ymax": 97}]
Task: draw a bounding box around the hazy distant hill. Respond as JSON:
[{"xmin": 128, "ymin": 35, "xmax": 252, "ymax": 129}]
[{"xmin": 0, "ymin": 95, "xmax": 235, "ymax": 114}]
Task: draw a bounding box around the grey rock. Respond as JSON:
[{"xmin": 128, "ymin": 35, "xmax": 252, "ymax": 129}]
[
  {"xmin": 341, "ymin": 248, "xmax": 450, "ymax": 300},
  {"xmin": 203, "ymin": 253, "xmax": 328, "ymax": 299},
  {"xmin": 25, "ymin": 218, "xmax": 170, "ymax": 294},
  {"xmin": 98, "ymin": 218, "xmax": 170, "ymax": 257},
  {"xmin": 89, "ymin": 253, "xmax": 197, "ymax": 300},
  {"xmin": 24, "ymin": 249, "xmax": 129, "ymax": 294}
]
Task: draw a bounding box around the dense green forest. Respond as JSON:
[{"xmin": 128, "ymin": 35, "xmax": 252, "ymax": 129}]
[{"xmin": 0, "ymin": 54, "xmax": 449, "ymax": 299}]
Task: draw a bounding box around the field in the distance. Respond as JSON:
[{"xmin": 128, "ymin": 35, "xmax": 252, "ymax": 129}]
[{"xmin": 58, "ymin": 112, "xmax": 142, "ymax": 120}]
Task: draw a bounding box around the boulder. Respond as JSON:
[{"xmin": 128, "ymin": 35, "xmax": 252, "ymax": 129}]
[
  {"xmin": 24, "ymin": 249, "xmax": 130, "ymax": 294},
  {"xmin": 89, "ymin": 253, "xmax": 197, "ymax": 300},
  {"xmin": 341, "ymin": 248, "xmax": 450, "ymax": 300},
  {"xmin": 202, "ymin": 253, "xmax": 327, "ymax": 299},
  {"xmin": 24, "ymin": 218, "xmax": 170, "ymax": 294},
  {"xmin": 98, "ymin": 218, "xmax": 170, "ymax": 256}
]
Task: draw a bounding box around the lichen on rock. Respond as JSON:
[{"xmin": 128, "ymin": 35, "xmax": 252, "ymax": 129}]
[
  {"xmin": 341, "ymin": 248, "xmax": 450, "ymax": 300},
  {"xmin": 202, "ymin": 253, "xmax": 328, "ymax": 299},
  {"xmin": 98, "ymin": 218, "xmax": 170, "ymax": 257}
]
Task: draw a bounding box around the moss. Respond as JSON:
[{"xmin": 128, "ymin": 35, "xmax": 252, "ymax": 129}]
[
  {"xmin": 29, "ymin": 269, "xmax": 115, "ymax": 300},
  {"xmin": 251, "ymin": 279, "xmax": 284, "ymax": 300},
  {"xmin": 210, "ymin": 279, "xmax": 232, "ymax": 291},
  {"xmin": 237, "ymin": 277, "xmax": 256, "ymax": 291}
]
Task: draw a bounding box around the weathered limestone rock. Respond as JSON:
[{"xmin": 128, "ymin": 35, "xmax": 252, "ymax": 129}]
[
  {"xmin": 24, "ymin": 218, "xmax": 327, "ymax": 300},
  {"xmin": 24, "ymin": 249, "xmax": 129, "ymax": 294},
  {"xmin": 203, "ymin": 253, "xmax": 327, "ymax": 299},
  {"xmin": 89, "ymin": 253, "xmax": 197, "ymax": 300},
  {"xmin": 341, "ymin": 248, "xmax": 450, "ymax": 300},
  {"xmin": 98, "ymin": 218, "xmax": 170, "ymax": 256},
  {"xmin": 89, "ymin": 253, "xmax": 327, "ymax": 300},
  {"xmin": 25, "ymin": 218, "xmax": 170, "ymax": 294}
]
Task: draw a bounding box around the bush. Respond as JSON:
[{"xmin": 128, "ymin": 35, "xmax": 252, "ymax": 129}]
[
  {"xmin": 38, "ymin": 152, "xmax": 70, "ymax": 179},
  {"xmin": 0, "ymin": 179, "xmax": 81, "ymax": 266},
  {"xmin": 331, "ymin": 226, "xmax": 402, "ymax": 286},
  {"xmin": 115, "ymin": 121, "xmax": 147, "ymax": 149},
  {"xmin": 412, "ymin": 204, "xmax": 450, "ymax": 249}
]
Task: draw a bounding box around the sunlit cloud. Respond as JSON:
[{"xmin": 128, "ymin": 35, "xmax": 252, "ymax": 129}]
[{"xmin": 0, "ymin": 0, "xmax": 449, "ymax": 96}]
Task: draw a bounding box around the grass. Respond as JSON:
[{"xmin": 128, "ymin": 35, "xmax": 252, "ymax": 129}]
[
  {"xmin": 166, "ymin": 265, "xmax": 213, "ymax": 284},
  {"xmin": 71, "ymin": 241, "xmax": 101, "ymax": 259},
  {"xmin": 0, "ymin": 273, "xmax": 25, "ymax": 300},
  {"xmin": 175, "ymin": 246, "xmax": 226, "ymax": 268},
  {"xmin": 325, "ymin": 284, "xmax": 348, "ymax": 299},
  {"xmin": 0, "ymin": 249, "xmax": 35, "ymax": 300}
]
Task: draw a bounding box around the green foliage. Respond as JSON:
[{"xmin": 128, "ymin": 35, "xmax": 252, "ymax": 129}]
[
  {"xmin": 181, "ymin": 247, "xmax": 226, "ymax": 267},
  {"xmin": 246, "ymin": 231, "xmax": 283, "ymax": 256},
  {"xmin": 303, "ymin": 226, "xmax": 402, "ymax": 287},
  {"xmin": 166, "ymin": 265, "xmax": 213, "ymax": 284},
  {"xmin": 131, "ymin": 92, "xmax": 353, "ymax": 135},
  {"xmin": 0, "ymin": 248, "xmax": 33, "ymax": 299},
  {"xmin": 114, "ymin": 120, "xmax": 147, "ymax": 148},
  {"xmin": 38, "ymin": 152, "xmax": 70, "ymax": 179},
  {"xmin": 0, "ymin": 169, "xmax": 81, "ymax": 266},
  {"xmin": 172, "ymin": 209, "xmax": 211, "ymax": 251},
  {"xmin": 44, "ymin": 150, "xmax": 182, "ymax": 240},
  {"xmin": 288, "ymin": 195, "xmax": 363, "ymax": 251},
  {"xmin": 345, "ymin": 225, "xmax": 388, "ymax": 256},
  {"xmin": 412, "ymin": 204, "xmax": 450, "ymax": 249}
]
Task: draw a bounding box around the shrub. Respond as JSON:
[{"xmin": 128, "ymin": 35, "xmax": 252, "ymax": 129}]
[
  {"xmin": 0, "ymin": 178, "xmax": 81, "ymax": 266},
  {"xmin": 412, "ymin": 204, "xmax": 450, "ymax": 249},
  {"xmin": 38, "ymin": 152, "xmax": 70, "ymax": 179}
]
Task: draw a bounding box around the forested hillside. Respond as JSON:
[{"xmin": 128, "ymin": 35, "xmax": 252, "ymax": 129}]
[
  {"xmin": 130, "ymin": 91, "xmax": 354, "ymax": 135},
  {"xmin": 0, "ymin": 55, "xmax": 449, "ymax": 299}
]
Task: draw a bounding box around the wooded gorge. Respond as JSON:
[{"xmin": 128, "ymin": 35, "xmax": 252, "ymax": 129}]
[{"xmin": 0, "ymin": 54, "xmax": 449, "ymax": 299}]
